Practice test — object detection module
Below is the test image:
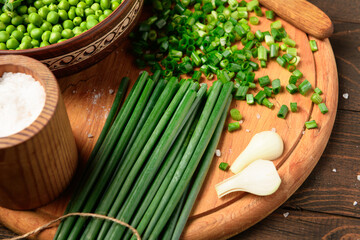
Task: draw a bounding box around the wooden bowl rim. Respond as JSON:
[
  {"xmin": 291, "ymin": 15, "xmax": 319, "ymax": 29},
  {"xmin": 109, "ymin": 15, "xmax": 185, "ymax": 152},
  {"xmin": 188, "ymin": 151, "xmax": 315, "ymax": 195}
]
[
  {"xmin": 0, "ymin": 55, "xmax": 59, "ymax": 148},
  {"xmin": 0, "ymin": 0, "xmax": 133, "ymax": 55}
]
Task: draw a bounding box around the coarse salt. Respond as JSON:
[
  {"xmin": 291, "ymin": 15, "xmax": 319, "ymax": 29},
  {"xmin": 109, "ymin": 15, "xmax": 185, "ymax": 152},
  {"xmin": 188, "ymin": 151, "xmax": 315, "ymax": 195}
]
[
  {"xmin": 239, "ymin": 120, "xmax": 244, "ymax": 124},
  {"xmin": 109, "ymin": 89, "xmax": 115, "ymax": 95},
  {"xmin": 215, "ymin": 149, "xmax": 221, "ymax": 157},
  {"xmin": 0, "ymin": 72, "xmax": 45, "ymax": 138},
  {"xmin": 353, "ymin": 201, "xmax": 358, "ymax": 206},
  {"xmin": 271, "ymin": 128, "xmax": 276, "ymax": 132},
  {"xmin": 256, "ymin": 113, "xmax": 261, "ymax": 119},
  {"xmin": 246, "ymin": 129, "xmax": 250, "ymax": 133},
  {"xmin": 342, "ymin": 93, "xmax": 349, "ymax": 99},
  {"xmin": 283, "ymin": 212, "xmax": 289, "ymax": 218},
  {"xmin": 332, "ymin": 168, "xmax": 337, "ymax": 173},
  {"xmin": 88, "ymin": 133, "xmax": 94, "ymax": 138},
  {"xmin": 357, "ymin": 175, "xmax": 360, "ymax": 181}
]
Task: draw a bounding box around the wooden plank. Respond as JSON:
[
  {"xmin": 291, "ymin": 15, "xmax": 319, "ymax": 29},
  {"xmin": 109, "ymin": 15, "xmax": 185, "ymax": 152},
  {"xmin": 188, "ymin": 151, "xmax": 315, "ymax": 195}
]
[{"xmin": 230, "ymin": 208, "xmax": 360, "ymax": 239}]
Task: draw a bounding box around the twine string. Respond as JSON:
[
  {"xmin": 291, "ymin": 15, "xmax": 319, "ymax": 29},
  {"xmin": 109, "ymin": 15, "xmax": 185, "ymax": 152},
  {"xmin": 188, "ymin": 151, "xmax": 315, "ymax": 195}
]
[{"xmin": 2, "ymin": 212, "xmax": 141, "ymax": 240}]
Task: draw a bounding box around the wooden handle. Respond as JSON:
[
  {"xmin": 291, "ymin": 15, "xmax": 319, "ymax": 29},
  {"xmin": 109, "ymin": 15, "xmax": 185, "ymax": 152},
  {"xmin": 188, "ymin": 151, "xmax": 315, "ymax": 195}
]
[{"xmin": 259, "ymin": 0, "xmax": 333, "ymax": 39}]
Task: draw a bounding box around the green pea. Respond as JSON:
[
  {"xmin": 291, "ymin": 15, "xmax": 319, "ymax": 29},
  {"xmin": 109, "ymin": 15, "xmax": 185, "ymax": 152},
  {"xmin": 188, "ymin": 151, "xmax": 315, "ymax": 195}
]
[
  {"xmin": 6, "ymin": 25, "xmax": 16, "ymax": 34},
  {"xmin": 111, "ymin": 1, "xmax": 119, "ymax": 11},
  {"xmin": 29, "ymin": 12, "xmax": 43, "ymax": 26},
  {"xmin": 100, "ymin": 0, "xmax": 110, "ymax": 10},
  {"xmin": 22, "ymin": 35, "xmax": 32, "ymax": 43},
  {"xmin": 77, "ymin": 1, "xmax": 87, "ymax": 8},
  {"xmin": 11, "ymin": 15, "xmax": 24, "ymax": 26},
  {"xmin": 57, "ymin": 38, "xmax": 67, "ymax": 43},
  {"xmin": 52, "ymin": 24, "xmax": 63, "ymax": 32},
  {"xmin": 41, "ymin": 21, "xmax": 52, "ymax": 31},
  {"xmin": 19, "ymin": 41, "xmax": 32, "ymax": 49},
  {"xmin": 47, "ymin": 11, "xmax": 59, "ymax": 24},
  {"xmin": 58, "ymin": 9, "xmax": 68, "ymax": 21},
  {"xmin": 30, "ymin": 28, "xmax": 43, "ymax": 40},
  {"xmin": 38, "ymin": 6, "xmax": 49, "ymax": 19},
  {"xmin": 0, "ymin": 43, "xmax": 6, "ymax": 50},
  {"xmin": 94, "ymin": 0, "xmax": 100, "ymax": 3},
  {"xmin": 31, "ymin": 39, "xmax": 40, "ymax": 47},
  {"xmin": 79, "ymin": 21, "xmax": 87, "ymax": 29},
  {"xmin": 26, "ymin": 0, "xmax": 34, "ymax": 5},
  {"xmin": 61, "ymin": 28, "xmax": 74, "ymax": 39},
  {"xmin": 85, "ymin": 0, "xmax": 94, "ymax": 6},
  {"xmin": 34, "ymin": 0, "xmax": 44, "ymax": 9},
  {"xmin": 23, "ymin": 14, "xmax": 30, "ymax": 24},
  {"xmin": 86, "ymin": 18, "xmax": 98, "ymax": 30},
  {"xmin": 40, "ymin": 41, "xmax": 50, "ymax": 47},
  {"xmin": 98, "ymin": 14, "xmax": 106, "ymax": 22},
  {"xmin": 4, "ymin": 10, "xmax": 16, "ymax": 18},
  {"xmin": 0, "ymin": 13, "xmax": 11, "ymax": 24},
  {"xmin": 73, "ymin": 16, "xmax": 82, "ymax": 26},
  {"xmin": 58, "ymin": 0, "xmax": 70, "ymax": 11},
  {"xmin": 91, "ymin": 3, "xmax": 100, "ymax": 11},
  {"xmin": 49, "ymin": 31, "xmax": 61, "ymax": 43},
  {"xmin": 11, "ymin": 30, "xmax": 24, "ymax": 41},
  {"xmin": 16, "ymin": 5, "xmax": 28, "ymax": 15},
  {"xmin": 17, "ymin": 25, "xmax": 26, "ymax": 33},
  {"xmin": 84, "ymin": 8, "xmax": 94, "ymax": 16},
  {"xmin": 41, "ymin": 30, "xmax": 51, "ymax": 41},
  {"xmin": 94, "ymin": 9, "xmax": 102, "ymax": 17},
  {"xmin": 75, "ymin": 7, "xmax": 84, "ymax": 17},
  {"xmin": 68, "ymin": 7, "xmax": 76, "ymax": 19},
  {"xmin": 68, "ymin": 0, "xmax": 79, "ymax": 6},
  {"xmin": 6, "ymin": 38, "xmax": 20, "ymax": 49},
  {"xmin": 28, "ymin": 7, "xmax": 37, "ymax": 14},
  {"xmin": 0, "ymin": 31, "xmax": 10, "ymax": 43},
  {"xmin": 48, "ymin": 3, "xmax": 58, "ymax": 11},
  {"xmin": 72, "ymin": 26, "xmax": 83, "ymax": 35},
  {"xmin": 103, "ymin": 9, "xmax": 112, "ymax": 16},
  {"xmin": 86, "ymin": 14, "xmax": 98, "ymax": 21},
  {"xmin": 63, "ymin": 19, "xmax": 74, "ymax": 29},
  {"xmin": 42, "ymin": 0, "xmax": 55, "ymax": 5},
  {"xmin": 0, "ymin": 22, "xmax": 6, "ymax": 31}
]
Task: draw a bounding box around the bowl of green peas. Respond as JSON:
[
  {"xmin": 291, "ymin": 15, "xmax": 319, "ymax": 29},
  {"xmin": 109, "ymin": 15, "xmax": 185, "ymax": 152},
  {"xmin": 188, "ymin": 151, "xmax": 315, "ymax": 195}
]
[{"xmin": 0, "ymin": 0, "xmax": 143, "ymax": 76}]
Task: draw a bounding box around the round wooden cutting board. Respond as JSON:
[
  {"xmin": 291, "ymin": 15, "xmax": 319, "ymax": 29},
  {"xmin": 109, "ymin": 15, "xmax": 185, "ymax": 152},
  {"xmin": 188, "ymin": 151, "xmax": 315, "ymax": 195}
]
[{"xmin": 0, "ymin": 5, "xmax": 338, "ymax": 240}]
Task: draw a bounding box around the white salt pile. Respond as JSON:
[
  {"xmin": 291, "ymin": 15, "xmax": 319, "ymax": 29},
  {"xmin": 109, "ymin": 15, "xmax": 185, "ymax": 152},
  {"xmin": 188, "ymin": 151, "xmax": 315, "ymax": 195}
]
[{"xmin": 0, "ymin": 72, "xmax": 45, "ymax": 138}]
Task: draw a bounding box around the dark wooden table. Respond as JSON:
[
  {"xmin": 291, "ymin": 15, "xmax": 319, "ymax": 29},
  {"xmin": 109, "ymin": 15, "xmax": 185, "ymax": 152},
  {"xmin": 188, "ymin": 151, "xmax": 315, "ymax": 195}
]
[{"xmin": 1, "ymin": 0, "xmax": 359, "ymax": 239}]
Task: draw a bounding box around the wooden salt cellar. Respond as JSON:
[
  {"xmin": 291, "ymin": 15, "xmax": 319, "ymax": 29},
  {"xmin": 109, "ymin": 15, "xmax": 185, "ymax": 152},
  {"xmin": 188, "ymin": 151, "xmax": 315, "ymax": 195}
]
[{"xmin": 0, "ymin": 55, "xmax": 78, "ymax": 210}]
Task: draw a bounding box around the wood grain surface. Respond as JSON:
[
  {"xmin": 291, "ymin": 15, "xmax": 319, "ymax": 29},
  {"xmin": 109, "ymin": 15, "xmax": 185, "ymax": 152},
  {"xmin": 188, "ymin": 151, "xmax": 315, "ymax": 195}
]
[{"xmin": 1, "ymin": 0, "xmax": 359, "ymax": 239}]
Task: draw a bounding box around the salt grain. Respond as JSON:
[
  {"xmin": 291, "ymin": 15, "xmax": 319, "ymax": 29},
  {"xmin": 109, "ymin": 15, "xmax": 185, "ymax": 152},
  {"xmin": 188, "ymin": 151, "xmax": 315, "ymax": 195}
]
[
  {"xmin": 246, "ymin": 129, "xmax": 250, "ymax": 132},
  {"xmin": 0, "ymin": 72, "xmax": 45, "ymax": 137},
  {"xmin": 302, "ymin": 130, "xmax": 306, "ymax": 135},
  {"xmin": 353, "ymin": 201, "xmax": 358, "ymax": 206},
  {"xmin": 215, "ymin": 149, "xmax": 221, "ymax": 157},
  {"xmin": 332, "ymin": 168, "xmax": 337, "ymax": 173},
  {"xmin": 271, "ymin": 128, "xmax": 276, "ymax": 132},
  {"xmin": 283, "ymin": 212, "xmax": 289, "ymax": 218},
  {"xmin": 88, "ymin": 133, "xmax": 94, "ymax": 138},
  {"xmin": 72, "ymin": 90, "xmax": 77, "ymax": 94},
  {"xmin": 342, "ymin": 93, "xmax": 349, "ymax": 99},
  {"xmin": 256, "ymin": 113, "xmax": 260, "ymax": 119},
  {"xmin": 357, "ymin": 175, "xmax": 360, "ymax": 181},
  {"xmin": 239, "ymin": 120, "xmax": 244, "ymax": 124},
  {"xmin": 109, "ymin": 89, "xmax": 114, "ymax": 95}
]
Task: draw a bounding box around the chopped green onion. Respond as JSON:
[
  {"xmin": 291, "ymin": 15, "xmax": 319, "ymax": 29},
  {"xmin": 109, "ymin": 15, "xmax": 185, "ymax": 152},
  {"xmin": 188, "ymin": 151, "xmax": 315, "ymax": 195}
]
[
  {"xmin": 246, "ymin": 0, "xmax": 259, "ymax": 11},
  {"xmin": 219, "ymin": 162, "xmax": 229, "ymax": 171},
  {"xmin": 287, "ymin": 73, "xmax": 297, "ymax": 83},
  {"xmin": 254, "ymin": 90, "xmax": 266, "ymax": 104},
  {"xmin": 255, "ymin": 30, "xmax": 264, "ymax": 41},
  {"xmin": 305, "ymin": 120, "xmax": 318, "ymax": 129},
  {"xmin": 260, "ymin": 60, "xmax": 267, "ymax": 68},
  {"xmin": 286, "ymin": 84, "xmax": 298, "ymax": 94},
  {"xmin": 265, "ymin": 35, "xmax": 274, "ymax": 46},
  {"xmin": 262, "ymin": 98, "xmax": 274, "ymax": 109},
  {"xmin": 265, "ymin": 10, "xmax": 274, "ymax": 20},
  {"xmin": 272, "ymin": 78, "xmax": 281, "ymax": 94},
  {"xmin": 314, "ymin": 87, "xmax": 323, "ymax": 95},
  {"xmin": 290, "ymin": 102, "xmax": 297, "ymax": 112},
  {"xmin": 283, "ymin": 37, "xmax": 296, "ymax": 47},
  {"xmin": 258, "ymin": 75, "xmax": 271, "ymax": 87},
  {"xmin": 230, "ymin": 108, "xmax": 242, "ymax": 121},
  {"xmin": 309, "ymin": 40, "xmax": 318, "ymax": 52},
  {"xmin": 298, "ymin": 79, "xmax": 312, "ymax": 95},
  {"xmin": 270, "ymin": 44, "xmax": 279, "ymax": 58},
  {"xmin": 277, "ymin": 105, "xmax": 289, "ymax": 119},
  {"xmin": 235, "ymin": 85, "xmax": 249, "ymax": 100},
  {"xmin": 292, "ymin": 69, "xmax": 303, "ymax": 78},
  {"xmin": 287, "ymin": 47, "xmax": 297, "ymax": 56},
  {"xmin": 249, "ymin": 16, "xmax": 259, "ymax": 25},
  {"xmin": 258, "ymin": 45, "xmax": 267, "ymax": 61},
  {"xmin": 276, "ymin": 56, "xmax": 286, "ymax": 67},
  {"xmin": 264, "ymin": 86, "xmax": 272, "ymax": 97},
  {"xmin": 283, "ymin": 53, "xmax": 295, "ymax": 62},
  {"xmin": 228, "ymin": 122, "xmax": 240, "ymax": 132},
  {"xmin": 311, "ymin": 93, "xmax": 322, "ymax": 104},
  {"xmin": 253, "ymin": 5, "xmax": 262, "ymax": 16},
  {"xmin": 270, "ymin": 20, "xmax": 282, "ymax": 29},
  {"xmin": 318, "ymin": 103, "xmax": 328, "ymax": 114},
  {"xmin": 280, "ymin": 44, "xmax": 287, "ymax": 51},
  {"xmin": 246, "ymin": 94, "xmax": 254, "ymax": 104}
]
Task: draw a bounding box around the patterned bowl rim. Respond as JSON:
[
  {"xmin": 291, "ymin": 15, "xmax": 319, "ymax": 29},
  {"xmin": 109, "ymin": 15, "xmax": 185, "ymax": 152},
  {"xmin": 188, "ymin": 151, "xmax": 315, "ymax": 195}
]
[{"xmin": 0, "ymin": 0, "xmax": 133, "ymax": 55}]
